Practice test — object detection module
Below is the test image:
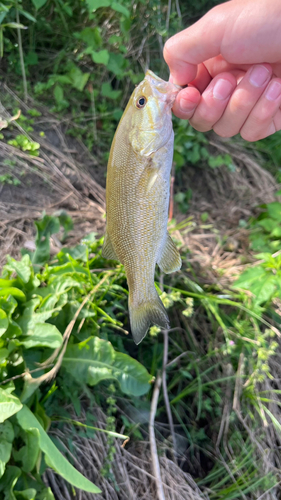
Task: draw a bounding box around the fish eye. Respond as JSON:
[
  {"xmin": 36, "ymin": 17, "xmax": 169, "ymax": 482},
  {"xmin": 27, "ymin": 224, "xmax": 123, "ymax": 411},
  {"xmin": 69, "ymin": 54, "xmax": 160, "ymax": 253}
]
[{"xmin": 136, "ymin": 96, "xmax": 147, "ymax": 109}]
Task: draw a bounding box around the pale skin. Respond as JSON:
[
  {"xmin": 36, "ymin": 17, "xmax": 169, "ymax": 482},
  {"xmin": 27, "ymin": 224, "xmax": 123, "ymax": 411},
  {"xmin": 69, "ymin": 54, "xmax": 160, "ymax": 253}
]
[{"xmin": 163, "ymin": 0, "xmax": 281, "ymax": 141}]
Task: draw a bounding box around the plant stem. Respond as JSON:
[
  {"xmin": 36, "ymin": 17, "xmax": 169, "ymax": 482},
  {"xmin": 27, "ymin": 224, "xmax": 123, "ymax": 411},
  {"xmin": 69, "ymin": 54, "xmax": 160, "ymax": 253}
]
[
  {"xmin": 16, "ymin": 8, "xmax": 28, "ymax": 102},
  {"xmin": 149, "ymin": 373, "xmax": 166, "ymax": 500}
]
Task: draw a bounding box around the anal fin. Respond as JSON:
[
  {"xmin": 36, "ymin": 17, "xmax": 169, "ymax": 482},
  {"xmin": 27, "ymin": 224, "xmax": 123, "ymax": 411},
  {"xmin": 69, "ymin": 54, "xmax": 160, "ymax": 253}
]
[
  {"xmin": 157, "ymin": 233, "xmax": 181, "ymax": 274},
  {"xmin": 102, "ymin": 231, "xmax": 118, "ymax": 260}
]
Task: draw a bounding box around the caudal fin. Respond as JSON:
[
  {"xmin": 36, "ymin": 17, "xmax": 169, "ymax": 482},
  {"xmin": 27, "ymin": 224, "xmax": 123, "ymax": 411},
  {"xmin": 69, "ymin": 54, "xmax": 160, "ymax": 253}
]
[{"xmin": 129, "ymin": 290, "xmax": 169, "ymax": 345}]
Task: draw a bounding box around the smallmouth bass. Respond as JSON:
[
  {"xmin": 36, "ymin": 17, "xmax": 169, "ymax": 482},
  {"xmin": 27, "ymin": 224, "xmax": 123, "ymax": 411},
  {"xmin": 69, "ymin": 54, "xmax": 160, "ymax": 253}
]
[{"xmin": 103, "ymin": 70, "xmax": 182, "ymax": 344}]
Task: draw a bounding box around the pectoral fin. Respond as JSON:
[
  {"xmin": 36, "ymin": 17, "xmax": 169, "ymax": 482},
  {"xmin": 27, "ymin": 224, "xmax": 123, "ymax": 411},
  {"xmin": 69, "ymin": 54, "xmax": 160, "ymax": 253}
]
[
  {"xmin": 138, "ymin": 165, "xmax": 159, "ymax": 194},
  {"xmin": 102, "ymin": 231, "xmax": 118, "ymax": 260},
  {"xmin": 157, "ymin": 233, "xmax": 181, "ymax": 274}
]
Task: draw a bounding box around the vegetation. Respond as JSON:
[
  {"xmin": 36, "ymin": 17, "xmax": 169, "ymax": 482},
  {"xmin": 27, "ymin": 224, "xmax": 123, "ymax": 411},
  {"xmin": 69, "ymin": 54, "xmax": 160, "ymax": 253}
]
[{"xmin": 1, "ymin": 0, "xmax": 281, "ymax": 498}]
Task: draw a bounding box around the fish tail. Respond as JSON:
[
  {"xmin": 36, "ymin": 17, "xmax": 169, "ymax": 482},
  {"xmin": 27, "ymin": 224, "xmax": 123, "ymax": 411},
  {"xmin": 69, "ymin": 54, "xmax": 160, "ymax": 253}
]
[{"xmin": 129, "ymin": 288, "xmax": 169, "ymax": 344}]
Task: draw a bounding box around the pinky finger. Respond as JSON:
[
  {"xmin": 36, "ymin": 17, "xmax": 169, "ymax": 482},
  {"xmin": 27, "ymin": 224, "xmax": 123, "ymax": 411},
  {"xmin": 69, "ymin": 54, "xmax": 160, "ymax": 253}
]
[{"xmin": 240, "ymin": 79, "xmax": 281, "ymax": 142}]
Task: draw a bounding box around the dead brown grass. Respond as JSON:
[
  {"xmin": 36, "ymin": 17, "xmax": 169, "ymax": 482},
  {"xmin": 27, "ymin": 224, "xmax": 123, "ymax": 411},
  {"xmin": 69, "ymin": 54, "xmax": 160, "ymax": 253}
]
[{"xmin": 45, "ymin": 406, "xmax": 208, "ymax": 500}]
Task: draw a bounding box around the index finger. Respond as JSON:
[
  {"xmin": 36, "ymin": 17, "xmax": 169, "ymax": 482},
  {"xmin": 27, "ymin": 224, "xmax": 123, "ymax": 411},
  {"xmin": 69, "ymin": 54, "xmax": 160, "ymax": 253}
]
[{"xmin": 163, "ymin": 7, "xmax": 224, "ymax": 85}]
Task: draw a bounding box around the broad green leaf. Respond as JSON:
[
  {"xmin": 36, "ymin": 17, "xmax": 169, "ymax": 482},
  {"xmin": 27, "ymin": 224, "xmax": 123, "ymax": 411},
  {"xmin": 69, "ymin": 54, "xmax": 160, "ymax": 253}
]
[
  {"xmin": 101, "ymin": 82, "xmax": 121, "ymax": 100},
  {"xmin": 58, "ymin": 245, "xmax": 87, "ymax": 263},
  {"xmin": 63, "ymin": 337, "xmax": 152, "ymax": 396},
  {"xmin": 0, "ymin": 308, "xmax": 8, "ymax": 336},
  {"xmin": 0, "ymin": 440, "xmax": 13, "ymax": 478},
  {"xmin": 37, "ymin": 488, "xmax": 55, "ymax": 500},
  {"xmin": 32, "ymin": 0, "xmax": 47, "ymax": 10},
  {"xmin": 17, "ymin": 298, "xmax": 62, "ymax": 334},
  {"xmin": 257, "ymin": 218, "xmax": 276, "ymax": 233},
  {"xmin": 0, "ymin": 465, "xmax": 21, "ymax": 495},
  {"xmin": 13, "ymin": 428, "xmax": 40, "ymax": 473},
  {"xmin": 55, "ymin": 210, "xmax": 74, "ymax": 240},
  {"xmin": 0, "ymin": 296, "xmax": 17, "ymax": 318},
  {"xmin": 111, "ymin": 2, "xmax": 130, "ymax": 17},
  {"xmin": 233, "ymin": 267, "xmax": 276, "ymax": 305},
  {"xmin": 18, "ymin": 9, "xmax": 36, "ymax": 22},
  {"xmin": 0, "ymin": 279, "xmax": 19, "ymax": 288},
  {"xmin": 6, "ymin": 255, "xmax": 32, "ymax": 283},
  {"xmin": 20, "ymin": 323, "xmax": 63, "ymax": 349},
  {"xmin": 0, "ymin": 287, "xmax": 26, "ymax": 302},
  {"xmin": 76, "ymin": 27, "xmax": 101, "ymax": 48},
  {"xmin": 86, "ymin": 0, "xmax": 110, "ymax": 11},
  {"xmin": 0, "ymin": 420, "xmax": 14, "ymax": 443},
  {"xmin": 0, "ymin": 388, "xmax": 22, "ymax": 423},
  {"xmin": 267, "ymin": 202, "xmax": 281, "ymax": 221},
  {"xmin": 14, "ymin": 488, "xmax": 37, "ymax": 500},
  {"xmin": 0, "ymin": 348, "xmax": 8, "ymax": 362},
  {"xmin": 270, "ymin": 226, "xmax": 281, "ymax": 238},
  {"xmin": 33, "ymin": 214, "xmax": 60, "ymax": 265},
  {"xmin": 233, "ymin": 266, "xmax": 266, "ymax": 289},
  {"xmin": 0, "ymin": 421, "xmax": 14, "ymax": 478},
  {"xmin": 16, "ymin": 406, "xmax": 101, "ymax": 493},
  {"xmin": 91, "ymin": 49, "xmax": 109, "ymax": 65},
  {"xmin": 67, "ymin": 65, "xmax": 90, "ymax": 91},
  {"xmin": 106, "ymin": 52, "xmax": 127, "ymax": 75}
]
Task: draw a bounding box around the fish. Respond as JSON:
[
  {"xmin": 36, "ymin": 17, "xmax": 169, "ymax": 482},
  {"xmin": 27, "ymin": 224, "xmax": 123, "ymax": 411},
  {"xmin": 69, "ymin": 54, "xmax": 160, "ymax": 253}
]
[{"xmin": 102, "ymin": 69, "xmax": 182, "ymax": 344}]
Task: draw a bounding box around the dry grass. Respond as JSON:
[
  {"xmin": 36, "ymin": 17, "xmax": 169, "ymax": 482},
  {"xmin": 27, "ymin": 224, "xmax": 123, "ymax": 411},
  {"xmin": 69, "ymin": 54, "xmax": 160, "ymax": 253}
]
[{"xmin": 46, "ymin": 406, "xmax": 208, "ymax": 500}]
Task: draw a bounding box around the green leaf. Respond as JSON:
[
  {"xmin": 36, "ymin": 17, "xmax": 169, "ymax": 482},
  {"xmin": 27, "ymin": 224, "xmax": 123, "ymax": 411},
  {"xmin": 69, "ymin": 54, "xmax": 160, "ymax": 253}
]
[
  {"xmin": 0, "ymin": 308, "xmax": 8, "ymax": 336},
  {"xmin": 33, "ymin": 214, "xmax": 60, "ymax": 265},
  {"xmin": 111, "ymin": 2, "xmax": 130, "ymax": 17},
  {"xmin": 37, "ymin": 488, "xmax": 55, "ymax": 500},
  {"xmin": 91, "ymin": 49, "xmax": 109, "ymax": 65},
  {"xmin": 267, "ymin": 202, "xmax": 281, "ymax": 221},
  {"xmin": 54, "ymin": 84, "xmax": 64, "ymax": 104},
  {"xmin": 14, "ymin": 488, "xmax": 37, "ymax": 500},
  {"xmin": 0, "ymin": 287, "xmax": 26, "ymax": 302},
  {"xmin": 0, "ymin": 421, "xmax": 14, "ymax": 479},
  {"xmin": 20, "ymin": 323, "xmax": 63, "ymax": 349},
  {"xmin": 17, "ymin": 298, "xmax": 63, "ymax": 335},
  {"xmin": 67, "ymin": 65, "xmax": 90, "ymax": 91},
  {"xmin": 31, "ymin": 0, "xmax": 47, "ymax": 9},
  {"xmin": 63, "ymin": 337, "xmax": 152, "ymax": 396},
  {"xmin": 6, "ymin": 254, "xmax": 32, "ymax": 283},
  {"xmin": 107, "ymin": 52, "xmax": 127, "ymax": 75},
  {"xmin": 0, "ymin": 388, "xmax": 22, "ymax": 423},
  {"xmin": 76, "ymin": 27, "xmax": 102, "ymax": 48},
  {"xmin": 13, "ymin": 428, "xmax": 40, "ymax": 473},
  {"xmin": 257, "ymin": 218, "xmax": 276, "ymax": 233},
  {"xmin": 16, "ymin": 406, "xmax": 101, "ymax": 493},
  {"xmin": 0, "ymin": 465, "xmax": 21, "ymax": 495},
  {"xmin": 18, "ymin": 9, "xmax": 37, "ymax": 22},
  {"xmin": 233, "ymin": 267, "xmax": 276, "ymax": 305},
  {"xmin": 86, "ymin": 0, "xmax": 110, "ymax": 11},
  {"xmin": 101, "ymin": 82, "xmax": 121, "ymax": 100}
]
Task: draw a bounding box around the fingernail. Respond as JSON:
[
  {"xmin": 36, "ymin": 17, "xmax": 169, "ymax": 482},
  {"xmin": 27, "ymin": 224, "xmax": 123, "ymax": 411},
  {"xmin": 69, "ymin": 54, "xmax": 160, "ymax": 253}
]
[
  {"xmin": 249, "ymin": 65, "xmax": 270, "ymax": 87},
  {"xmin": 265, "ymin": 81, "xmax": 281, "ymax": 101},
  {"xmin": 213, "ymin": 79, "xmax": 233, "ymax": 100},
  {"xmin": 179, "ymin": 98, "xmax": 196, "ymax": 113}
]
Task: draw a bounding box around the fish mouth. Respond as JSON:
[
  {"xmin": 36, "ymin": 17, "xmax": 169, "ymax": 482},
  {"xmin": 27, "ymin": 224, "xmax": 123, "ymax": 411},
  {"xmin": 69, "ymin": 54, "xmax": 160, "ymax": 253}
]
[{"xmin": 145, "ymin": 69, "xmax": 181, "ymax": 106}]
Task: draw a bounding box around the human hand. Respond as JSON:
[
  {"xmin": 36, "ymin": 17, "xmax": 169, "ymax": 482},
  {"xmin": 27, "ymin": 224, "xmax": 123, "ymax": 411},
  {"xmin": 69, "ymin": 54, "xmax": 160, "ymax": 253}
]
[{"xmin": 163, "ymin": 0, "xmax": 281, "ymax": 141}]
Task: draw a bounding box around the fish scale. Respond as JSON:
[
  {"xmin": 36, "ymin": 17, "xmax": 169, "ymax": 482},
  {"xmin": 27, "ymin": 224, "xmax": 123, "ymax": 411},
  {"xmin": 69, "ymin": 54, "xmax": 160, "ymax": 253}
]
[{"xmin": 103, "ymin": 70, "xmax": 182, "ymax": 344}]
